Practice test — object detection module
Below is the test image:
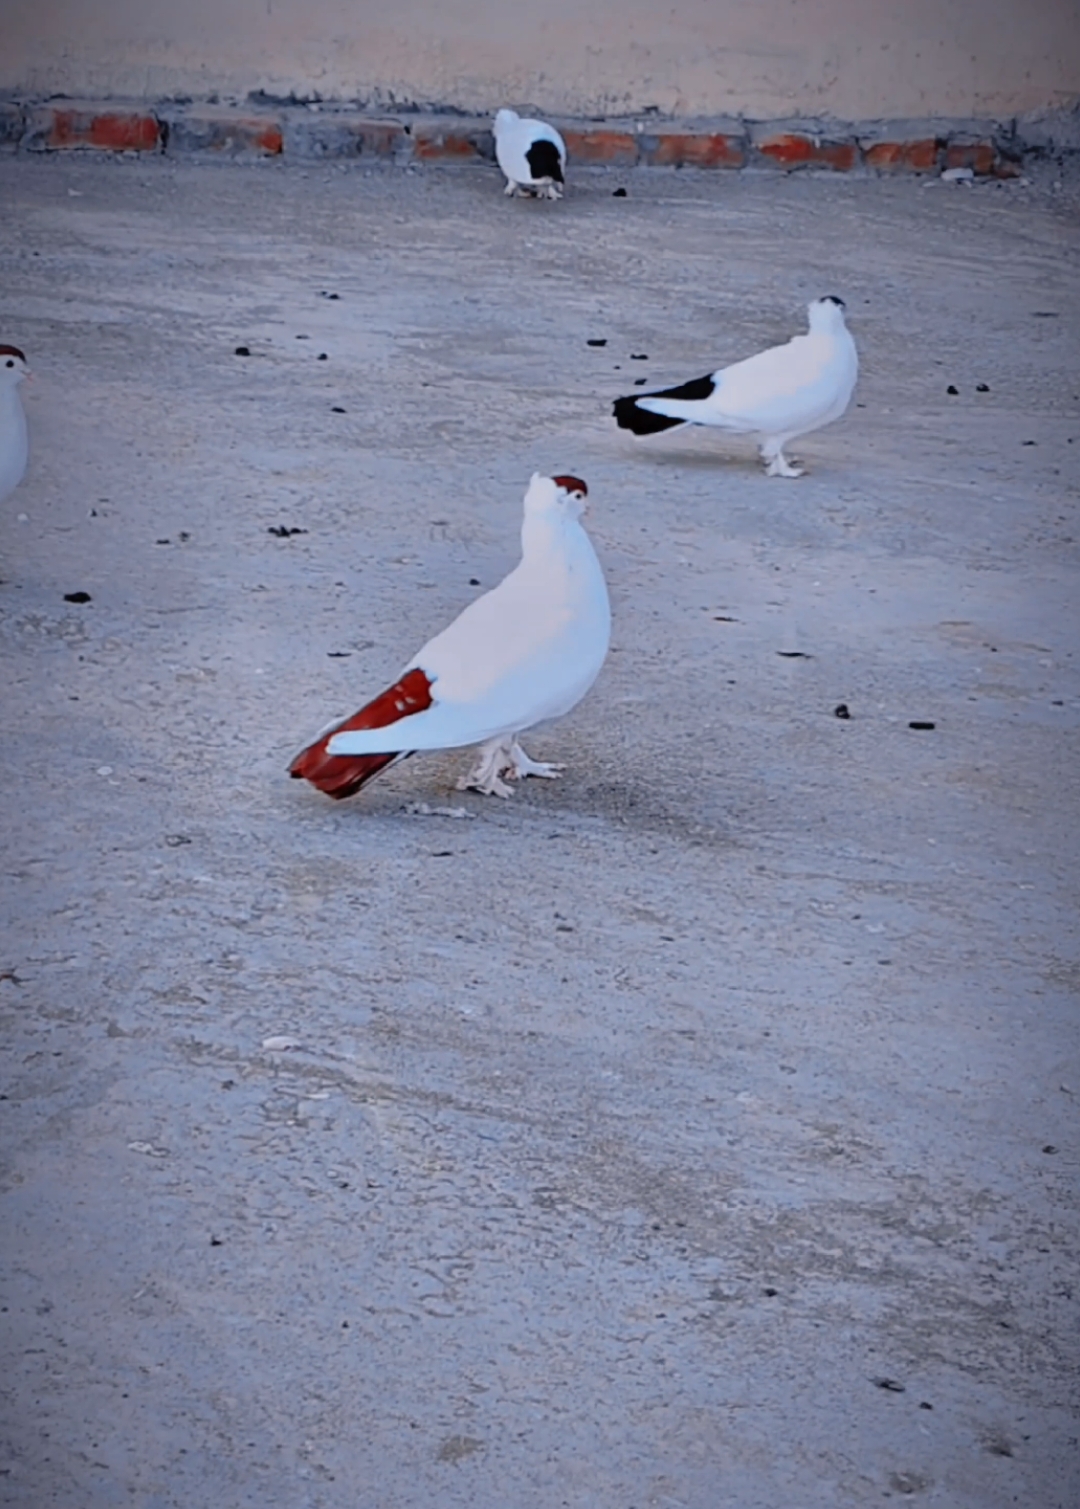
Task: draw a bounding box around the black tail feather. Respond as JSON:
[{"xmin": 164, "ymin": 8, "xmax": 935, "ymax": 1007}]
[
  {"xmin": 612, "ymin": 395, "xmax": 686, "ymax": 435},
  {"xmin": 612, "ymin": 372, "xmax": 716, "ymax": 435},
  {"xmin": 525, "ymin": 139, "xmax": 564, "ymax": 183}
]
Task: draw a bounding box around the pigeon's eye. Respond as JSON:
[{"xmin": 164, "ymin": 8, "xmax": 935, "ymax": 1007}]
[{"xmin": 4, "ymin": 360, "xmax": 12, "ymax": 368}]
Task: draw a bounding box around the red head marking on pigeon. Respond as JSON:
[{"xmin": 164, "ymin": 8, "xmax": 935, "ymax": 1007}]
[
  {"xmin": 0, "ymin": 345, "xmax": 27, "ymax": 364},
  {"xmin": 552, "ymin": 475, "xmax": 588, "ymax": 496}
]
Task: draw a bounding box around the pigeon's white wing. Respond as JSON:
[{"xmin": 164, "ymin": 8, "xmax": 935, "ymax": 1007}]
[
  {"xmin": 328, "ymin": 530, "xmax": 609, "ymax": 756},
  {"xmin": 641, "ymin": 333, "xmax": 855, "ymax": 433}
]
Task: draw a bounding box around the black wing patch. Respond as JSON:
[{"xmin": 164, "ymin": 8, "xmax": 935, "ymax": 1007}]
[
  {"xmin": 525, "ymin": 139, "xmax": 564, "ymax": 183},
  {"xmin": 612, "ymin": 373, "xmax": 716, "ymax": 435}
]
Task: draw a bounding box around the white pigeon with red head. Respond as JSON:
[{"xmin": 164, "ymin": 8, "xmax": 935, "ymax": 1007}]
[
  {"xmin": 493, "ymin": 109, "xmax": 567, "ymax": 200},
  {"xmin": 613, "ymin": 297, "xmax": 858, "ymax": 477},
  {"xmin": 289, "ymin": 473, "xmax": 609, "ymax": 801},
  {"xmin": 0, "ymin": 344, "xmax": 30, "ymax": 505}
]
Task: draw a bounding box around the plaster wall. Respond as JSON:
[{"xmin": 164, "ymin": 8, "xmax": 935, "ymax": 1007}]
[{"xmin": 2, "ymin": 1, "xmax": 1078, "ymax": 121}]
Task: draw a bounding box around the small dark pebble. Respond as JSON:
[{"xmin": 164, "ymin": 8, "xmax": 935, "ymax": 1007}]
[
  {"xmin": 976, "ymin": 382, "xmax": 990, "ymax": 392},
  {"xmin": 587, "ymin": 338, "xmax": 607, "ymax": 347},
  {"xmin": 431, "ymin": 850, "xmax": 454, "ymax": 858},
  {"xmin": 612, "ymin": 187, "xmax": 627, "ymax": 197},
  {"xmin": 234, "ymin": 346, "xmax": 251, "ymax": 356},
  {"xmin": 318, "ymin": 352, "xmax": 328, "ymax": 360},
  {"xmin": 327, "ymin": 651, "xmax": 350, "ymax": 658},
  {"xmin": 713, "ymin": 615, "xmax": 737, "ymax": 622},
  {"xmin": 631, "ymin": 353, "xmax": 649, "ymax": 360},
  {"xmin": 1052, "ymin": 699, "xmax": 1064, "ymax": 706},
  {"xmin": 210, "ymin": 1235, "xmax": 223, "ymax": 1247},
  {"xmin": 178, "ymin": 531, "xmax": 190, "ymax": 542},
  {"xmin": 1032, "ymin": 310, "xmax": 1058, "ymax": 317},
  {"xmin": 469, "ymin": 578, "xmax": 481, "ymax": 586},
  {"xmin": 946, "ymin": 384, "xmax": 959, "ymax": 395},
  {"xmin": 295, "ymin": 334, "xmax": 309, "ymax": 340},
  {"xmin": 1021, "ymin": 439, "xmax": 1036, "ymax": 446},
  {"xmin": 331, "ymin": 406, "xmax": 346, "ymax": 413},
  {"xmin": 164, "ymin": 834, "xmax": 191, "ymax": 847},
  {"xmin": 320, "ymin": 291, "xmax": 341, "ymax": 300},
  {"xmin": 634, "ymin": 378, "xmax": 648, "ymax": 385},
  {"xmin": 763, "ymin": 1287, "xmax": 779, "ymax": 1298},
  {"xmin": 908, "ymin": 720, "xmax": 936, "ymax": 730},
  {"xmin": 221, "ymin": 1079, "xmax": 235, "ymax": 1090},
  {"xmin": 267, "ymin": 525, "xmax": 308, "ymax": 538},
  {"xmin": 834, "ymin": 703, "xmax": 850, "ymax": 719},
  {"xmin": 1042, "ymin": 1144, "xmax": 1058, "ymax": 1154},
  {"xmin": 873, "ymin": 1377, "xmax": 906, "ymax": 1393},
  {"xmin": 919, "ymin": 1402, "xmax": 933, "ymax": 1411},
  {"xmin": 63, "ymin": 591, "xmax": 91, "ymax": 604},
  {"xmin": 777, "ymin": 650, "xmax": 812, "ymax": 659}
]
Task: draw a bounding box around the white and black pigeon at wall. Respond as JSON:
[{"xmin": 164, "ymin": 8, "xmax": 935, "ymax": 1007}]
[
  {"xmin": 613, "ymin": 297, "xmax": 858, "ymax": 477},
  {"xmin": 0, "ymin": 344, "xmax": 30, "ymax": 505},
  {"xmin": 289, "ymin": 474, "xmax": 610, "ymax": 801},
  {"xmin": 493, "ymin": 109, "xmax": 567, "ymax": 200}
]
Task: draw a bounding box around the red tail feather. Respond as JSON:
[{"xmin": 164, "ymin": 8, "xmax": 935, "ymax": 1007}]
[{"xmin": 289, "ymin": 666, "xmax": 434, "ymax": 800}]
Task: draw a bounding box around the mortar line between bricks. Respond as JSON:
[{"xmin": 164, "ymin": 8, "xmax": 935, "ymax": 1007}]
[{"xmin": 0, "ymin": 98, "xmax": 1058, "ymax": 176}]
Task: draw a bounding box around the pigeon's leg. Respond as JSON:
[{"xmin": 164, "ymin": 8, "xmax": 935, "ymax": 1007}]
[
  {"xmin": 457, "ymin": 738, "xmax": 516, "ymax": 799},
  {"xmin": 541, "ymin": 182, "xmax": 563, "ymax": 202},
  {"xmin": 760, "ymin": 437, "xmax": 804, "ymax": 479},
  {"xmin": 503, "ymin": 178, "xmax": 520, "ymax": 197},
  {"xmin": 506, "ymin": 740, "xmax": 565, "ymax": 781}
]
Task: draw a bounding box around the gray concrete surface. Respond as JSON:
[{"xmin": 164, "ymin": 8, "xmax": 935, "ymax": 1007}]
[{"xmin": 0, "ymin": 154, "xmax": 1078, "ymax": 1508}]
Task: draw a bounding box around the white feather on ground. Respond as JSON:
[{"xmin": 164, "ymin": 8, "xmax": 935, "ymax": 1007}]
[
  {"xmin": 613, "ymin": 297, "xmax": 858, "ymax": 477},
  {"xmin": 289, "ymin": 474, "xmax": 610, "ymax": 800},
  {"xmin": 493, "ymin": 109, "xmax": 567, "ymax": 200}
]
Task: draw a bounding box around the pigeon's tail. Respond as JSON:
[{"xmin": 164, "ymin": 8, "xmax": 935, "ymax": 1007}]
[
  {"xmin": 613, "ymin": 373, "xmax": 717, "ymax": 435},
  {"xmin": 289, "ymin": 667, "xmax": 433, "ymax": 800},
  {"xmin": 526, "ymin": 139, "xmax": 564, "ymax": 184},
  {"xmin": 612, "ymin": 395, "xmax": 686, "ymax": 435}
]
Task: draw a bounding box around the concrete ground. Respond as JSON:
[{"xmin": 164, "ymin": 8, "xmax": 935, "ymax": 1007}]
[{"xmin": 0, "ymin": 151, "xmax": 1077, "ymax": 1509}]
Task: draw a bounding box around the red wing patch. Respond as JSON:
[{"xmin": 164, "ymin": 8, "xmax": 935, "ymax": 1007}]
[
  {"xmin": 289, "ymin": 666, "xmax": 434, "ymax": 800},
  {"xmin": 552, "ymin": 474, "xmax": 588, "ymax": 495}
]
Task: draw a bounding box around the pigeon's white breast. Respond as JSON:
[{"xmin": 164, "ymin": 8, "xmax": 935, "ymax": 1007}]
[{"xmin": 0, "ymin": 392, "xmax": 28, "ymax": 502}]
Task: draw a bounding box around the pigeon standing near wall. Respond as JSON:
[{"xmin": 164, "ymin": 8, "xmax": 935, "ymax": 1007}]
[
  {"xmin": 289, "ymin": 474, "xmax": 610, "ymax": 801},
  {"xmin": 613, "ymin": 298, "xmax": 858, "ymax": 477},
  {"xmin": 493, "ymin": 109, "xmax": 567, "ymax": 200},
  {"xmin": 0, "ymin": 345, "xmax": 30, "ymax": 505}
]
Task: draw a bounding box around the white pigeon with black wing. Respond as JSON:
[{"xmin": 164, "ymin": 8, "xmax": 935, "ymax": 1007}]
[
  {"xmin": 493, "ymin": 109, "xmax": 567, "ymax": 200},
  {"xmin": 289, "ymin": 474, "xmax": 610, "ymax": 801},
  {"xmin": 613, "ymin": 297, "xmax": 858, "ymax": 477},
  {"xmin": 0, "ymin": 344, "xmax": 30, "ymax": 505}
]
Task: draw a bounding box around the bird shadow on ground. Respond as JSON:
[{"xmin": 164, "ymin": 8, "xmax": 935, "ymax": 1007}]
[{"xmin": 615, "ymin": 444, "xmax": 762, "ymax": 475}]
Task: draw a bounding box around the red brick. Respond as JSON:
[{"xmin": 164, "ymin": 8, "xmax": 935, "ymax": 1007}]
[
  {"xmin": 561, "ymin": 129, "xmax": 639, "ymax": 166},
  {"xmin": 411, "ymin": 124, "xmax": 489, "ymax": 161},
  {"xmin": 164, "ymin": 111, "xmax": 282, "ymax": 156},
  {"xmin": 864, "ymin": 138, "xmax": 940, "ymax": 172},
  {"xmin": 756, "ymin": 132, "xmax": 858, "ymax": 171},
  {"xmin": 642, "ymin": 132, "xmax": 746, "ymax": 168},
  {"xmin": 27, "ymin": 105, "xmax": 161, "ymax": 153},
  {"xmin": 943, "ymin": 140, "xmax": 996, "ymax": 175}
]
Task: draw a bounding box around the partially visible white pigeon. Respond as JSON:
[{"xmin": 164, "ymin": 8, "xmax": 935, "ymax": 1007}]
[
  {"xmin": 613, "ymin": 297, "xmax": 858, "ymax": 477},
  {"xmin": 289, "ymin": 474, "xmax": 610, "ymax": 801},
  {"xmin": 0, "ymin": 344, "xmax": 30, "ymax": 504},
  {"xmin": 493, "ymin": 109, "xmax": 567, "ymax": 200}
]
